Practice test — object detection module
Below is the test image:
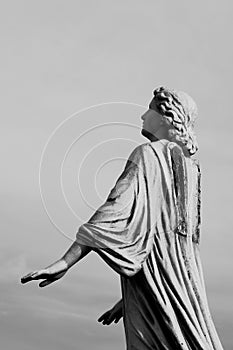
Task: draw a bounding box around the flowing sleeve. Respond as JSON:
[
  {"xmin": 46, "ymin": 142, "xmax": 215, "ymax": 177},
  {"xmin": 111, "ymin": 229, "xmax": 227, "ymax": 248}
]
[{"xmin": 76, "ymin": 143, "xmax": 160, "ymax": 276}]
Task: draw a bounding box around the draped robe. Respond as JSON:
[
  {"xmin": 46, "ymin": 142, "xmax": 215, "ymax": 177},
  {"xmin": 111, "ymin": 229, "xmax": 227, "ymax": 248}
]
[{"xmin": 76, "ymin": 139, "xmax": 224, "ymax": 350}]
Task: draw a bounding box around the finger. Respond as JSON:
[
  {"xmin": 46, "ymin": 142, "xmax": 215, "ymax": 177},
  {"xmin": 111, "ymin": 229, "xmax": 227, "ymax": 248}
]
[
  {"xmin": 31, "ymin": 270, "xmax": 50, "ymax": 280},
  {"xmin": 114, "ymin": 315, "xmax": 122, "ymax": 323},
  {"xmin": 22, "ymin": 269, "xmax": 49, "ymax": 283},
  {"xmin": 97, "ymin": 311, "xmax": 110, "ymax": 322},
  {"xmin": 21, "ymin": 271, "xmax": 38, "ymax": 284},
  {"xmin": 99, "ymin": 317, "xmax": 110, "ymax": 325},
  {"xmin": 104, "ymin": 315, "xmax": 114, "ymax": 325},
  {"xmin": 39, "ymin": 279, "xmax": 56, "ymax": 288},
  {"xmin": 97, "ymin": 315, "xmax": 105, "ymax": 322},
  {"xmin": 107, "ymin": 315, "xmax": 115, "ymax": 324},
  {"xmin": 21, "ymin": 274, "xmax": 32, "ymax": 284},
  {"xmin": 101, "ymin": 317, "xmax": 110, "ymax": 325}
]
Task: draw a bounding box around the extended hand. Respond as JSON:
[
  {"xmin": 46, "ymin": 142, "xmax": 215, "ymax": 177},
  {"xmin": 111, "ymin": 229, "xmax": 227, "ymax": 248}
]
[
  {"xmin": 21, "ymin": 259, "xmax": 68, "ymax": 288},
  {"xmin": 98, "ymin": 300, "xmax": 123, "ymax": 325}
]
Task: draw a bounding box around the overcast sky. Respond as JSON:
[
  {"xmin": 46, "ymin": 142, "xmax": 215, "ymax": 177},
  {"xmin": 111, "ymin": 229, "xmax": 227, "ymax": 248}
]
[{"xmin": 0, "ymin": 1, "xmax": 232, "ymax": 349}]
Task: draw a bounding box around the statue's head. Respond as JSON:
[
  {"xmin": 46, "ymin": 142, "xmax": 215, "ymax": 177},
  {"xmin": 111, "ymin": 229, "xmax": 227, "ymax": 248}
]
[{"xmin": 151, "ymin": 86, "xmax": 198, "ymax": 156}]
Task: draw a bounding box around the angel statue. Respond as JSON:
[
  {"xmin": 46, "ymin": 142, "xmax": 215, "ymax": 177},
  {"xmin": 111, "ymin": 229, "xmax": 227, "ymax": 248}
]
[{"xmin": 21, "ymin": 87, "xmax": 224, "ymax": 350}]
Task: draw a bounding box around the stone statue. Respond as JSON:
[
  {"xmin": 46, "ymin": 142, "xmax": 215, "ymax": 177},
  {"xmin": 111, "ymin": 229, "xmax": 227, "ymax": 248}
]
[{"xmin": 21, "ymin": 87, "xmax": 224, "ymax": 349}]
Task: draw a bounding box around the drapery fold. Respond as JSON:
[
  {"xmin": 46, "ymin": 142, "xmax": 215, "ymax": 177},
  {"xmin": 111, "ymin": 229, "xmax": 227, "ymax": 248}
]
[{"xmin": 76, "ymin": 143, "xmax": 161, "ymax": 276}]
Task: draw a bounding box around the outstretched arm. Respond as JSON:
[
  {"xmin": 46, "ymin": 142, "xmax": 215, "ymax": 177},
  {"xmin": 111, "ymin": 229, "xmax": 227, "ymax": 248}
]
[
  {"xmin": 21, "ymin": 242, "xmax": 91, "ymax": 287},
  {"xmin": 61, "ymin": 241, "xmax": 91, "ymax": 269},
  {"xmin": 98, "ymin": 299, "xmax": 123, "ymax": 325}
]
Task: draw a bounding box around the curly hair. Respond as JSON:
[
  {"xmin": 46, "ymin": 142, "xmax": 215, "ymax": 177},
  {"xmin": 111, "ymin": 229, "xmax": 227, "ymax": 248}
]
[{"xmin": 153, "ymin": 86, "xmax": 199, "ymax": 156}]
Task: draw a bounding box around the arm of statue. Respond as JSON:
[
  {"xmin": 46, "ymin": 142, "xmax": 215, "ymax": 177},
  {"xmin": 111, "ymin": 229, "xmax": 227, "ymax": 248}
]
[
  {"xmin": 21, "ymin": 242, "xmax": 91, "ymax": 287},
  {"xmin": 97, "ymin": 299, "xmax": 123, "ymax": 325}
]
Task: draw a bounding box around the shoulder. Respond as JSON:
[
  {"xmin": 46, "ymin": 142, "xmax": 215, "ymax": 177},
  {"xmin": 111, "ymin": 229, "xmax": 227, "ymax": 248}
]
[
  {"xmin": 126, "ymin": 143, "xmax": 154, "ymax": 166},
  {"xmin": 127, "ymin": 142, "xmax": 163, "ymax": 174},
  {"xmin": 129, "ymin": 142, "xmax": 154, "ymax": 158}
]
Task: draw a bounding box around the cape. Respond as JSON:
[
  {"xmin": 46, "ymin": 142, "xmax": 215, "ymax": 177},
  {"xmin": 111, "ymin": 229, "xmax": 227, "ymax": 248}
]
[{"xmin": 76, "ymin": 139, "xmax": 224, "ymax": 350}]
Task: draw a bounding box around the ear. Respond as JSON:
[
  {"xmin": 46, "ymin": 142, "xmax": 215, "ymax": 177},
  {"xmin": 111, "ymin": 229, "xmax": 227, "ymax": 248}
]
[{"xmin": 160, "ymin": 118, "xmax": 168, "ymax": 127}]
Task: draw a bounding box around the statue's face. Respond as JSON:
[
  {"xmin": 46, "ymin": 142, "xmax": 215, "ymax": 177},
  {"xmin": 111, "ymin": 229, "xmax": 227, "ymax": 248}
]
[{"xmin": 140, "ymin": 99, "xmax": 163, "ymax": 140}]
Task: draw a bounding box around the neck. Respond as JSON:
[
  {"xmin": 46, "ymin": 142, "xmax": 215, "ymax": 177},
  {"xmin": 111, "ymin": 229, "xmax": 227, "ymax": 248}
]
[{"xmin": 141, "ymin": 127, "xmax": 170, "ymax": 143}]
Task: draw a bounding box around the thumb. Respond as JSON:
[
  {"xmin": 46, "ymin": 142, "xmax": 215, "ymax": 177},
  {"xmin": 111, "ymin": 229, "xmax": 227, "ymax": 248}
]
[{"xmin": 39, "ymin": 279, "xmax": 56, "ymax": 288}]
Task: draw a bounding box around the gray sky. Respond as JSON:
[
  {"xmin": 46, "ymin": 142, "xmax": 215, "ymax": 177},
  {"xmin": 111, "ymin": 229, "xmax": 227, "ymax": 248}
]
[{"xmin": 0, "ymin": 1, "xmax": 232, "ymax": 349}]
